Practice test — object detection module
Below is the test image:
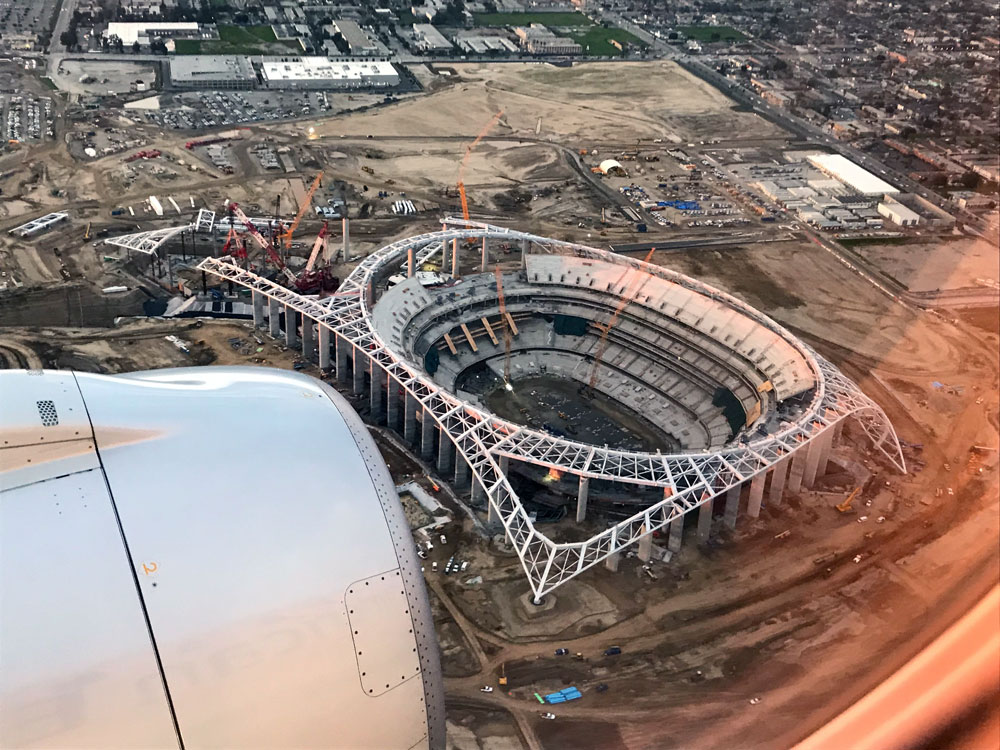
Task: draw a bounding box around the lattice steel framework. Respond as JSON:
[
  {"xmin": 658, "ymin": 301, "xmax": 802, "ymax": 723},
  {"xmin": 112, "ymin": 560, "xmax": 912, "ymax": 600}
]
[
  {"xmin": 104, "ymin": 224, "xmax": 196, "ymax": 255},
  {"xmin": 198, "ymin": 219, "xmax": 905, "ymax": 600}
]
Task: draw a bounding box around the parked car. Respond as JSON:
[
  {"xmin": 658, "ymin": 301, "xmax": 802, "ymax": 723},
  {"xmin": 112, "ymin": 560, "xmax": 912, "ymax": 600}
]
[
  {"xmin": 604, "ymin": 647, "xmax": 622, "ymax": 656},
  {"xmin": 554, "ymin": 648, "xmax": 569, "ymax": 656},
  {"xmin": 540, "ymin": 712, "xmax": 556, "ymax": 720}
]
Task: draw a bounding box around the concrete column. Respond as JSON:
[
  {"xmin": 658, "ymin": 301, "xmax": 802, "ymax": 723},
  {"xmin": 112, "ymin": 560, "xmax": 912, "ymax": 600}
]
[
  {"xmin": 833, "ymin": 420, "xmax": 845, "ymax": 443},
  {"xmin": 386, "ymin": 377, "xmax": 400, "ymax": 430},
  {"xmin": 420, "ymin": 408, "xmax": 435, "ymax": 460},
  {"xmin": 454, "ymin": 456, "xmax": 470, "ymax": 487},
  {"xmin": 441, "ymin": 239, "xmax": 450, "ymax": 271},
  {"xmin": 352, "ymin": 346, "xmax": 365, "ymax": 396},
  {"xmin": 284, "ymin": 305, "xmax": 298, "ymax": 347},
  {"xmin": 451, "ymin": 238, "xmax": 459, "ymax": 277},
  {"xmin": 481, "ymin": 237, "xmax": 488, "ymax": 272},
  {"xmin": 301, "ymin": 317, "xmax": 315, "ymax": 361},
  {"xmin": 668, "ymin": 516, "xmax": 684, "ymax": 552},
  {"xmin": 605, "ymin": 551, "xmax": 621, "ymax": 572},
  {"xmin": 318, "ymin": 325, "xmax": 331, "ymax": 370},
  {"xmin": 341, "ymin": 217, "xmax": 350, "ymax": 262},
  {"xmin": 747, "ymin": 472, "xmax": 766, "ymax": 518},
  {"xmin": 369, "ymin": 365, "xmax": 384, "ymax": 424},
  {"xmin": 407, "ymin": 247, "xmax": 415, "ymax": 278},
  {"xmin": 637, "ymin": 527, "xmax": 653, "ymax": 562},
  {"xmin": 436, "ymin": 427, "xmax": 452, "ymax": 473},
  {"xmin": 817, "ymin": 429, "xmax": 834, "ymax": 478},
  {"xmin": 335, "ymin": 334, "xmax": 349, "ymax": 384},
  {"xmin": 268, "ymin": 297, "xmax": 280, "ymax": 337},
  {"xmin": 724, "ymin": 484, "xmax": 741, "ymax": 530},
  {"xmin": 768, "ymin": 457, "xmax": 790, "ymax": 506},
  {"xmin": 520, "ymin": 238, "xmax": 529, "ymax": 269},
  {"xmin": 787, "ymin": 449, "xmax": 808, "ymax": 495},
  {"xmin": 697, "ymin": 500, "xmax": 713, "ymax": 543},
  {"xmin": 404, "ymin": 392, "xmax": 418, "ymax": 443},
  {"xmin": 802, "ymin": 438, "xmax": 824, "ymax": 489},
  {"xmin": 576, "ymin": 476, "xmax": 590, "ymax": 523},
  {"xmin": 252, "ymin": 290, "xmax": 264, "ymax": 328}
]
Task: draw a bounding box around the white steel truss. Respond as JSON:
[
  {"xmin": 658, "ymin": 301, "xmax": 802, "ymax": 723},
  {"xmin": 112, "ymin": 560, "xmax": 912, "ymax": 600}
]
[
  {"xmin": 104, "ymin": 224, "xmax": 195, "ymax": 256},
  {"xmin": 198, "ymin": 219, "xmax": 906, "ymax": 600}
]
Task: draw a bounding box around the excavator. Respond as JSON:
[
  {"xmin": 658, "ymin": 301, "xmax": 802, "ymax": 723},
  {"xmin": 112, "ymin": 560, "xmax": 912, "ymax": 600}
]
[{"xmin": 836, "ymin": 487, "xmax": 861, "ymax": 513}]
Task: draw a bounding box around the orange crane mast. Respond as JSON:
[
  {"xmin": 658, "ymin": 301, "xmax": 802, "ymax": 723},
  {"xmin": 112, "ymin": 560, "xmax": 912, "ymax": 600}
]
[
  {"xmin": 278, "ymin": 172, "xmax": 323, "ymax": 250},
  {"xmin": 458, "ymin": 111, "xmax": 504, "ymax": 221},
  {"xmin": 587, "ymin": 249, "xmax": 655, "ymax": 390}
]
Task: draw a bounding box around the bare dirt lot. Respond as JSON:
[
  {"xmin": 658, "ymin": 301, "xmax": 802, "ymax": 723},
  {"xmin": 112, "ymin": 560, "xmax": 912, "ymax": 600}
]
[{"xmin": 852, "ymin": 233, "xmax": 1000, "ymax": 292}]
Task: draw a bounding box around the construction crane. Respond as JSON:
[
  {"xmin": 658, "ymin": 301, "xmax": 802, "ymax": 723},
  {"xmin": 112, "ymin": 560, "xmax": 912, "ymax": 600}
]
[
  {"xmin": 586, "ymin": 249, "xmax": 655, "ymax": 390},
  {"xmin": 836, "ymin": 487, "xmax": 861, "ymax": 513},
  {"xmin": 494, "ymin": 264, "xmax": 512, "ymax": 386},
  {"xmin": 294, "ymin": 222, "xmax": 339, "ymax": 295},
  {"xmin": 457, "ymin": 111, "xmax": 504, "ymax": 222},
  {"xmin": 278, "ymin": 172, "xmax": 322, "ymax": 250},
  {"xmin": 83, "ymin": 222, "xmax": 91, "ymax": 241},
  {"xmin": 228, "ymin": 202, "xmax": 296, "ymax": 283}
]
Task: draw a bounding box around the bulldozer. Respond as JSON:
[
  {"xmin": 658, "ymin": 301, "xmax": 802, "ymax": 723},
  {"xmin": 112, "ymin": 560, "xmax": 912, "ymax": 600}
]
[{"xmin": 836, "ymin": 487, "xmax": 861, "ymax": 513}]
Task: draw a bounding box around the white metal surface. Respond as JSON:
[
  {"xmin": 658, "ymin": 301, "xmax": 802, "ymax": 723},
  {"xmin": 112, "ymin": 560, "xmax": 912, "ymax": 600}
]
[
  {"xmin": 197, "ymin": 219, "xmax": 906, "ymax": 600},
  {"xmin": 0, "ymin": 368, "xmax": 444, "ymax": 749}
]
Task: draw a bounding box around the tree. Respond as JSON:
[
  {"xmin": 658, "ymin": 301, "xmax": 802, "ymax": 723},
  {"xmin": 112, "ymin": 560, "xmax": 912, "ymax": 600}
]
[
  {"xmin": 60, "ymin": 28, "xmax": 78, "ymax": 49},
  {"xmin": 133, "ymin": 40, "xmax": 141, "ymax": 54},
  {"xmin": 959, "ymin": 171, "xmax": 980, "ymax": 189}
]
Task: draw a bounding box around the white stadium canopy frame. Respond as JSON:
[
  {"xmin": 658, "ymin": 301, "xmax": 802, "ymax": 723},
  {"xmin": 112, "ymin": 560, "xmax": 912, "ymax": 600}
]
[{"xmin": 198, "ymin": 218, "xmax": 905, "ymax": 600}]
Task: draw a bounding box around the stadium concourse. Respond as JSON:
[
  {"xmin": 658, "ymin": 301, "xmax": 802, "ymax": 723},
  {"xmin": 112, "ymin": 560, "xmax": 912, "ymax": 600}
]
[{"xmin": 186, "ymin": 217, "xmax": 906, "ymax": 601}]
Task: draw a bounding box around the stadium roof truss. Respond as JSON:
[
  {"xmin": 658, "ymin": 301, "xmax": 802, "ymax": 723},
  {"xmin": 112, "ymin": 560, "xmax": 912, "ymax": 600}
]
[
  {"xmin": 198, "ymin": 218, "xmax": 905, "ymax": 600},
  {"xmin": 104, "ymin": 223, "xmax": 196, "ymax": 256}
]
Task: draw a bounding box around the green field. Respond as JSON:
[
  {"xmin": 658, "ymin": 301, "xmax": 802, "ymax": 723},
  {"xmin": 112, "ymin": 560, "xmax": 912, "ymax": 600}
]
[
  {"xmin": 570, "ymin": 26, "xmax": 646, "ymax": 56},
  {"xmin": 677, "ymin": 25, "xmax": 745, "ymax": 42},
  {"xmin": 473, "ymin": 12, "xmax": 594, "ymax": 27},
  {"xmin": 176, "ymin": 25, "xmax": 302, "ymax": 55}
]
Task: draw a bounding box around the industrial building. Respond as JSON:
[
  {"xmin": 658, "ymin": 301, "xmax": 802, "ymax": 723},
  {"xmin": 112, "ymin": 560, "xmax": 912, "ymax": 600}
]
[
  {"xmin": 259, "ymin": 57, "xmax": 399, "ymax": 89},
  {"xmin": 168, "ymin": 55, "xmax": 257, "ymax": 90},
  {"xmin": 329, "ymin": 19, "xmax": 382, "ymax": 55},
  {"xmin": 878, "ymin": 197, "xmax": 921, "ymax": 226},
  {"xmin": 103, "ymin": 21, "xmax": 200, "ymax": 47},
  {"xmin": 412, "ymin": 23, "xmax": 453, "ymax": 52},
  {"xmin": 806, "ymin": 153, "xmax": 899, "ymax": 196}
]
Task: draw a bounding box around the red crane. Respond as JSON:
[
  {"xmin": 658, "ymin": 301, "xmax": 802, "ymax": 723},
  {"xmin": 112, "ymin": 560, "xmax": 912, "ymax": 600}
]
[{"xmin": 227, "ymin": 202, "xmax": 296, "ymax": 283}]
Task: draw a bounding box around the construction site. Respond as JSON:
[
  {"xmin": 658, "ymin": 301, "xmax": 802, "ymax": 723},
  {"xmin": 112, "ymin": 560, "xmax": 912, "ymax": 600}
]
[{"xmin": 0, "ymin": 60, "xmax": 998, "ymax": 749}]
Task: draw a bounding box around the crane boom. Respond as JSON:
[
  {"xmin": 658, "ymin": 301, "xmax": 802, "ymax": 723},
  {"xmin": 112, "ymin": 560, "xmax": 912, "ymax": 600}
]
[
  {"xmin": 457, "ymin": 111, "xmax": 503, "ymax": 221},
  {"xmin": 587, "ymin": 249, "xmax": 655, "ymax": 390},
  {"xmin": 279, "ymin": 172, "xmax": 323, "ymax": 250},
  {"xmin": 229, "ymin": 202, "xmax": 296, "ymax": 282},
  {"xmin": 304, "ymin": 221, "xmax": 329, "ymax": 273},
  {"xmin": 494, "ymin": 265, "xmax": 512, "ymax": 384}
]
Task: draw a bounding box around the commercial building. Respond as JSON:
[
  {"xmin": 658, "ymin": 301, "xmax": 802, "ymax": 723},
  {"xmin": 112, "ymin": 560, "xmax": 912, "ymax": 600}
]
[
  {"xmin": 412, "ymin": 23, "xmax": 453, "ymax": 52},
  {"xmin": 259, "ymin": 58, "xmax": 399, "ymax": 89},
  {"xmin": 169, "ymin": 56, "xmax": 257, "ymax": 90},
  {"xmin": 877, "ymin": 197, "xmax": 921, "ymax": 226},
  {"xmin": 104, "ymin": 22, "xmax": 200, "ymax": 47},
  {"xmin": 514, "ymin": 24, "xmax": 583, "ymax": 55},
  {"xmin": 806, "ymin": 153, "xmax": 899, "ymax": 196}
]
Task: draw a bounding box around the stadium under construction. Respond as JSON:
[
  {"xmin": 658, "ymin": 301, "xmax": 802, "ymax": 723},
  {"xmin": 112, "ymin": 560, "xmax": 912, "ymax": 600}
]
[{"xmin": 109, "ymin": 216, "xmax": 905, "ymax": 600}]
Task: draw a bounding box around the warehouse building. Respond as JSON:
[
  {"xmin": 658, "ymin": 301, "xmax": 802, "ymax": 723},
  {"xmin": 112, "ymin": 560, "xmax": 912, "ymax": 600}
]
[
  {"xmin": 104, "ymin": 21, "xmax": 200, "ymax": 47},
  {"xmin": 329, "ymin": 20, "xmax": 383, "ymax": 55},
  {"xmin": 169, "ymin": 56, "xmax": 257, "ymax": 89},
  {"xmin": 806, "ymin": 153, "xmax": 899, "ymax": 196},
  {"xmin": 877, "ymin": 197, "xmax": 921, "ymax": 226},
  {"xmin": 412, "ymin": 23, "xmax": 453, "ymax": 52},
  {"xmin": 259, "ymin": 58, "xmax": 399, "ymax": 89}
]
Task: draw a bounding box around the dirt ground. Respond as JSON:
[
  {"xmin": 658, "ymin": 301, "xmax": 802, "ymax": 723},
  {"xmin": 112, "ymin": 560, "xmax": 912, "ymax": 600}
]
[{"xmin": 851, "ymin": 233, "xmax": 1000, "ymax": 292}]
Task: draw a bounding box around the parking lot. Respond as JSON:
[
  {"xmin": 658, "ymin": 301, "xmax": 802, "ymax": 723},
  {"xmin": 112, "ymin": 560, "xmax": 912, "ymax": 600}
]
[
  {"xmin": 0, "ymin": 0, "xmax": 60, "ymax": 54},
  {"xmin": 2, "ymin": 94, "xmax": 53, "ymax": 142},
  {"xmin": 140, "ymin": 90, "xmax": 336, "ymax": 131}
]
